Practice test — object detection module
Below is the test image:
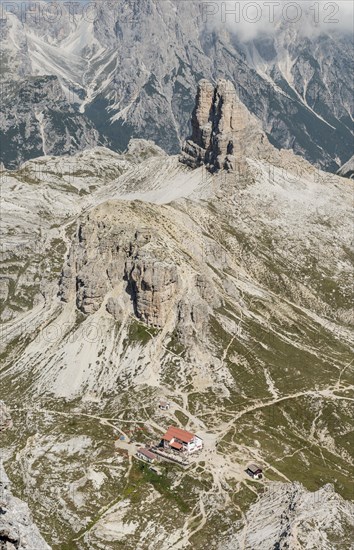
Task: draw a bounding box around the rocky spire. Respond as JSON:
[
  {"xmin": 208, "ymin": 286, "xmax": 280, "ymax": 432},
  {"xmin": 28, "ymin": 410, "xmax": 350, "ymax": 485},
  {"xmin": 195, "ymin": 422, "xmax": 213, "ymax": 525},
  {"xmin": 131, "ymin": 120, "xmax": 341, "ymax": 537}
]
[{"xmin": 180, "ymin": 79, "xmax": 266, "ymax": 172}]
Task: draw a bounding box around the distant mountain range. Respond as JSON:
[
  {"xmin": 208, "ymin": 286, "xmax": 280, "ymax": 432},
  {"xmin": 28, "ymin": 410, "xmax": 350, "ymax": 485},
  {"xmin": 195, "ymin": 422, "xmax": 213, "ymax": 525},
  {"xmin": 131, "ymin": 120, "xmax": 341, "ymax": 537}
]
[{"xmin": 1, "ymin": 0, "xmax": 353, "ymax": 171}]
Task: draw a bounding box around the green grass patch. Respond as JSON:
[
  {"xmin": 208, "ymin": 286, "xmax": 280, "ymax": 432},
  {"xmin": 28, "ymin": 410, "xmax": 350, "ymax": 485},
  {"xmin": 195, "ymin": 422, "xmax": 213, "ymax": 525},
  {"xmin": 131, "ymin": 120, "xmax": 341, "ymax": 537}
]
[{"xmin": 128, "ymin": 462, "xmax": 191, "ymax": 513}]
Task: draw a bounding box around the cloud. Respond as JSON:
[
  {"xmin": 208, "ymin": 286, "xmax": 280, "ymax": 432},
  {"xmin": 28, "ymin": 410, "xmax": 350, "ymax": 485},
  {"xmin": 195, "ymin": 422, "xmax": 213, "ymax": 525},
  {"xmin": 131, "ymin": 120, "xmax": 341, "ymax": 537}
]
[{"xmin": 201, "ymin": 1, "xmax": 354, "ymax": 41}]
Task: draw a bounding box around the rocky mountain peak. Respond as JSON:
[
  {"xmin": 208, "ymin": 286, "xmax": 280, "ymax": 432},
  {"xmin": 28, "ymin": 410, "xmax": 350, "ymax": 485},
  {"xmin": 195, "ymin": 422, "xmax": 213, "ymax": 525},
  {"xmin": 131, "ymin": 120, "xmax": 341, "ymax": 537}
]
[{"xmin": 181, "ymin": 78, "xmax": 266, "ymax": 172}]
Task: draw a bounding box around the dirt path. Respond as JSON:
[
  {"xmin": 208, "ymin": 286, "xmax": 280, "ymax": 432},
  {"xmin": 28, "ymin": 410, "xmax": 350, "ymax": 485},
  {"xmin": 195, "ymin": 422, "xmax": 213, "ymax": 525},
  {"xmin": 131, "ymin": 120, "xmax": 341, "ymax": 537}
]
[
  {"xmin": 215, "ymin": 384, "xmax": 353, "ymax": 439},
  {"xmin": 171, "ymin": 493, "xmax": 207, "ymax": 549}
]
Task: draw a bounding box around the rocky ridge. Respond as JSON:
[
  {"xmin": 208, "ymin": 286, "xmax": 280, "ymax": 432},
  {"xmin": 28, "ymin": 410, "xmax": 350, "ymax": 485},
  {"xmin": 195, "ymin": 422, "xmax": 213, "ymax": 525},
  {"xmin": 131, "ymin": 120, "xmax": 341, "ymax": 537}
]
[
  {"xmin": 59, "ymin": 201, "xmax": 211, "ymax": 333},
  {"xmin": 0, "ymin": 76, "xmax": 101, "ymax": 169},
  {"xmin": 227, "ymin": 482, "xmax": 354, "ymax": 550},
  {"xmin": 0, "ymin": 403, "xmax": 51, "ymax": 550}
]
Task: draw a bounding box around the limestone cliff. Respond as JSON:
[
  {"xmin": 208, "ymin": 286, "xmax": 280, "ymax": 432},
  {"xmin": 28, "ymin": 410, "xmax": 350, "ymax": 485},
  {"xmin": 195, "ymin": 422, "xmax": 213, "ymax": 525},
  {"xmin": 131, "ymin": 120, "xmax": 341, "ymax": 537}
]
[
  {"xmin": 125, "ymin": 258, "xmax": 178, "ymax": 327},
  {"xmin": 59, "ymin": 204, "xmax": 181, "ymax": 328},
  {"xmin": 0, "ymin": 463, "xmax": 51, "ymax": 550},
  {"xmin": 181, "ymin": 79, "xmax": 266, "ymax": 172},
  {"xmin": 59, "ymin": 202, "xmax": 217, "ymax": 334}
]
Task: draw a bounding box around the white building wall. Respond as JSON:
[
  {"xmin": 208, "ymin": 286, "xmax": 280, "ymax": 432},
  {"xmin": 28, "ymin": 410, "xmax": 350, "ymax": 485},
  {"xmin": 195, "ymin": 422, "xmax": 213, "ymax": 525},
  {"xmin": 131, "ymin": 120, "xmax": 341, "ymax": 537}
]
[{"xmin": 186, "ymin": 437, "xmax": 203, "ymax": 453}]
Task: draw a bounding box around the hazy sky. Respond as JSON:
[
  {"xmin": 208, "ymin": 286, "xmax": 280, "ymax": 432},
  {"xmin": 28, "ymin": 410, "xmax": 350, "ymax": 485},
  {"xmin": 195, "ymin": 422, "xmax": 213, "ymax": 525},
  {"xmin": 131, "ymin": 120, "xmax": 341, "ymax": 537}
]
[
  {"xmin": 202, "ymin": 1, "xmax": 354, "ymax": 41},
  {"xmin": 1, "ymin": 0, "xmax": 353, "ymax": 40}
]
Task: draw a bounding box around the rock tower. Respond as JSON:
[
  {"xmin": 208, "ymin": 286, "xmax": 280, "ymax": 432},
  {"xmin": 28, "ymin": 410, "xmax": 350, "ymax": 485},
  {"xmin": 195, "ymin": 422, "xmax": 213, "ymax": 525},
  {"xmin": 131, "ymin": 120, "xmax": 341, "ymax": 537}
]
[{"xmin": 180, "ymin": 79, "xmax": 266, "ymax": 171}]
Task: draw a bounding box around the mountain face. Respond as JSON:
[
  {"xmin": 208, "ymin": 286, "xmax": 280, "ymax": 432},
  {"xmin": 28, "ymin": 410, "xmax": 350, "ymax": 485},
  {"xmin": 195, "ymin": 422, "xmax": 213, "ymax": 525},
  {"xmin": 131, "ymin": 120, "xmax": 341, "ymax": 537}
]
[
  {"xmin": 337, "ymin": 154, "xmax": 354, "ymax": 179},
  {"xmin": 1, "ymin": 1, "xmax": 353, "ymax": 170},
  {"xmin": 1, "ymin": 81, "xmax": 353, "ymax": 549},
  {"xmin": 0, "ymin": 76, "xmax": 101, "ymax": 169}
]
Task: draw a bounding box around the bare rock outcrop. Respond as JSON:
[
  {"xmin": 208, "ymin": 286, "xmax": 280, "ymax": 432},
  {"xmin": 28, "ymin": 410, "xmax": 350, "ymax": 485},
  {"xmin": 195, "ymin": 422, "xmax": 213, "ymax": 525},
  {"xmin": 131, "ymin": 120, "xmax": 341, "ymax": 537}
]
[
  {"xmin": 0, "ymin": 402, "xmax": 12, "ymax": 432},
  {"xmin": 337, "ymin": 153, "xmax": 354, "ymax": 179},
  {"xmin": 126, "ymin": 258, "xmax": 178, "ymax": 327},
  {"xmin": 0, "ymin": 463, "xmax": 51, "ymax": 550},
  {"xmin": 176, "ymin": 273, "xmax": 217, "ymax": 342},
  {"xmin": 60, "ymin": 216, "xmax": 145, "ymax": 315},
  {"xmin": 224, "ymin": 482, "xmax": 354, "ymax": 550},
  {"xmin": 0, "ymin": 405, "xmax": 50, "ymax": 550},
  {"xmin": 59, "ymin": 205, "xmax": 180, "ymax": 328},
  {"xmin": 58, "ymin": 204, "xmax": 221, "ymax": 332},
  {"xmin": 180, "ymin": 79, "xmax": 266, "ymax": 172}
]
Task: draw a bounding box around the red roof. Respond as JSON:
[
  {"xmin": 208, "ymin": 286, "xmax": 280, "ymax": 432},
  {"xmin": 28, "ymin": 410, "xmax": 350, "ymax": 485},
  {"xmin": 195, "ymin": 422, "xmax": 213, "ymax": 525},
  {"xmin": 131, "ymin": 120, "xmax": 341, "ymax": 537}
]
[
  {"xmin": 170, "ymin": 441, "xmax": 183, "ymax": 450},
  {"xmin": 162, "ymin": 426, "xmax": 194, "ymax": 444},
  {"xmin": 137, "ymin": 448, "xmax": 156, "ymax": 460}
]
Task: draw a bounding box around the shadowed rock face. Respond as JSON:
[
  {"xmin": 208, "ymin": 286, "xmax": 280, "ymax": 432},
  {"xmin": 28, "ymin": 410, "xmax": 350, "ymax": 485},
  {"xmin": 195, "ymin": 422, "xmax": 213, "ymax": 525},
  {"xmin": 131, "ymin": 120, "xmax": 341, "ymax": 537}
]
[
  {"xmin": 125, "ymin": 258, "xmax": 178, "ymax": 328},
  {"xmin": 337, "ymin": 154, "xmax": 354, "ymax": 179},
  {"xmin": 180, "ymin": 79, "xmax": 266, "ymax": 172}
]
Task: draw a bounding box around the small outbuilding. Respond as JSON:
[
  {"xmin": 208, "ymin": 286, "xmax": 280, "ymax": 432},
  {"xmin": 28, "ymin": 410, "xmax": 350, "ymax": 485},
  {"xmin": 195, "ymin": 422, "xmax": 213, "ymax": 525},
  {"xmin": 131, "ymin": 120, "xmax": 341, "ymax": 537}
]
[
  {"xmin": 136, "ymin": 448, "xmax": 157, "ymax": 463},
  {"xmin": 159, "ymin": 400, "xmax": 170, "ymax": 410},
  {"xmin": 246, "ymin": 464, "xmax": 263, "ymax": 479},
  {"xmin": 149, "ymin": 466, "xmax": 162, "ymax": 475}
]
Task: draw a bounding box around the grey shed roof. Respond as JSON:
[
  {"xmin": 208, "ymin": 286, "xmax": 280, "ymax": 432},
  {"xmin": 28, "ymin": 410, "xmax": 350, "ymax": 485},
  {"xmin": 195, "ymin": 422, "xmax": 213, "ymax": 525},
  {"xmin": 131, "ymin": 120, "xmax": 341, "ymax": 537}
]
[{"xmin": 248, "ymin": 463, "xmax": 262, "ymax": 473}]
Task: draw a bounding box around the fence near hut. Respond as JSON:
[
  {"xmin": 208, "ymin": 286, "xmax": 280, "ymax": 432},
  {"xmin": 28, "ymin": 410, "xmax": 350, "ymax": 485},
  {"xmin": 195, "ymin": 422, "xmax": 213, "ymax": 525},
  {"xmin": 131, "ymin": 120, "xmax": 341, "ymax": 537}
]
[{"xmin": 151, "ymin": 446, "xmax": 189, "ymax": 467}]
